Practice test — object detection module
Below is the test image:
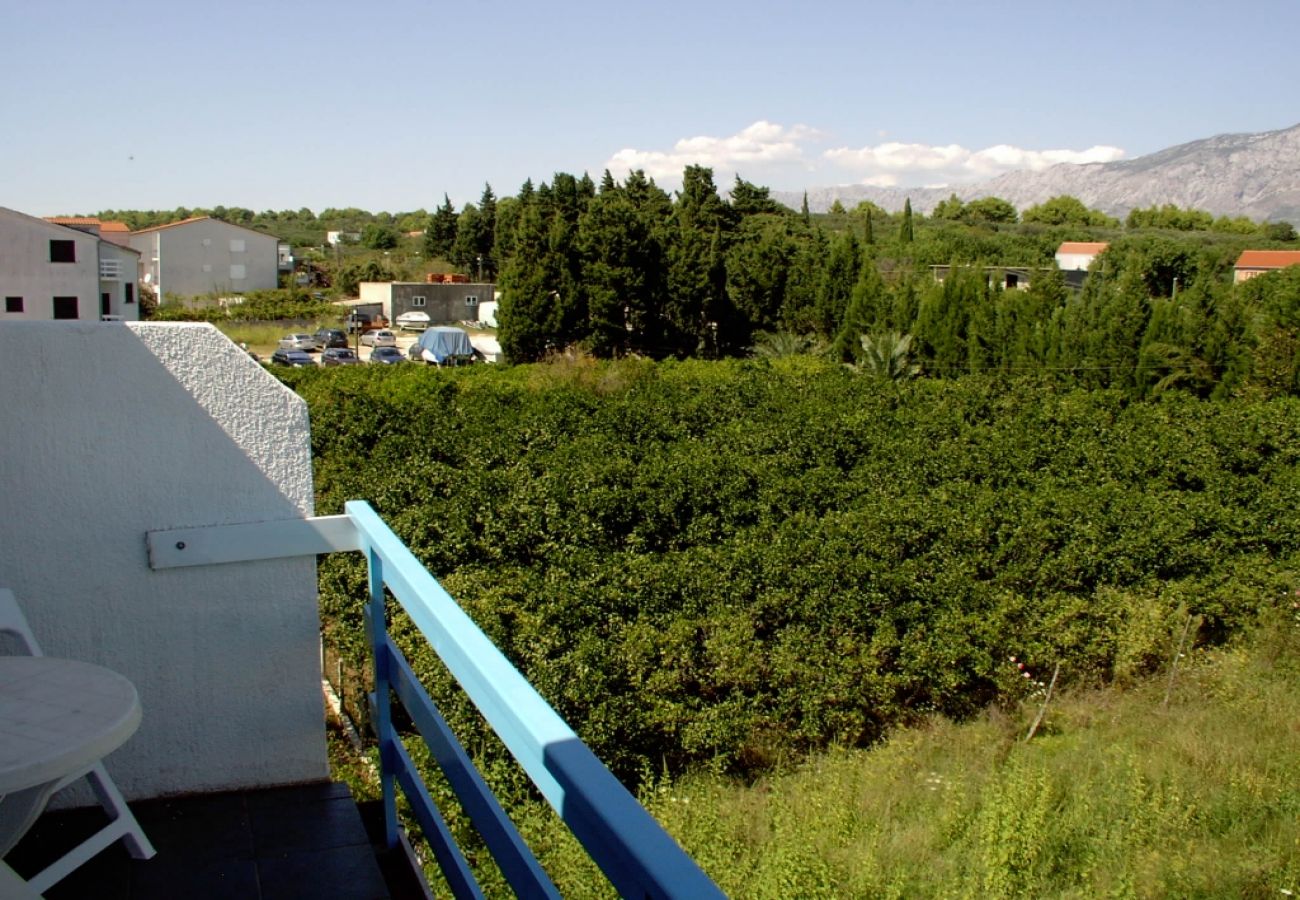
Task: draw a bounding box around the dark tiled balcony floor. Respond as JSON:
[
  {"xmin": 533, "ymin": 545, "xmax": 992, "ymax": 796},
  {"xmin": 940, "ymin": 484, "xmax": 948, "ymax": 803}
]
[{"xmin": 5, "ymin": 781, "xmax": 428, "ymax": 899}]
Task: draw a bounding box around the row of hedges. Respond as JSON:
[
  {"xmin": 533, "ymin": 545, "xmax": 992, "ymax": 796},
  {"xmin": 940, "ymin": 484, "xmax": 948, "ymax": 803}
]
[{"xmin": 284, "ymin": 358, "xmax": 1300, "ymax": 784}]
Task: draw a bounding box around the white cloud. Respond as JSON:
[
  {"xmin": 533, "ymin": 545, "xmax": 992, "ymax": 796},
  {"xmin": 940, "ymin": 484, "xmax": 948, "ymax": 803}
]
[
  {"xmin": 825, "ymin": 140, "xmax": 1125, "ymax": 185},
  {"xmin": 603, "ymin": 123, "xmax": 1126, "ymax": 191},
  {"xmin": 604, "ymin": 121, "xmax": 821, "ymax": 183}
]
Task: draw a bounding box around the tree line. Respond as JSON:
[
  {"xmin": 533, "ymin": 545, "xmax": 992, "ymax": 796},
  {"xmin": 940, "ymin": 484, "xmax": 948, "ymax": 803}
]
[{"xmin": 95, "ymin": 172, "xmax": 1300, "ymax": 392}]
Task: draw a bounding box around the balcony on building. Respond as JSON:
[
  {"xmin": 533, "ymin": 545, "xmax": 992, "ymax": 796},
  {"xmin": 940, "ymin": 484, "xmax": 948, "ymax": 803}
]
[{"xmin": 0, "ymin": 322, "xmax": 718, "ymax": 899}]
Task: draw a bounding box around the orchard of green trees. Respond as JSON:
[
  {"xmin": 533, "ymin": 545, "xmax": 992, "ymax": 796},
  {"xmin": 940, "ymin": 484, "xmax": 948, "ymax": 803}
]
[{"xmin": 286, "ymin": 359, "xmax": 1300, "ymax": 791}]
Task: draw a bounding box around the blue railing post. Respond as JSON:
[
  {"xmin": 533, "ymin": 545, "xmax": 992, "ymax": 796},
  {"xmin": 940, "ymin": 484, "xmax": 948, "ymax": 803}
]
[
  {"xmin": 364, "ymin": 544, "xmax": 400, "ymax": 850},
  {"xmin": 344, "ymin": 500, "xmax": 724, "ymax": 898}
]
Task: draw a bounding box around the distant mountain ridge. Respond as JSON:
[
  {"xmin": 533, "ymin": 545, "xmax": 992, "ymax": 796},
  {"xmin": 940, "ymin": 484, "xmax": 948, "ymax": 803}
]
[{"xmin": 777, "ymin": 123, "xmax": 1300, "ymax": 224}]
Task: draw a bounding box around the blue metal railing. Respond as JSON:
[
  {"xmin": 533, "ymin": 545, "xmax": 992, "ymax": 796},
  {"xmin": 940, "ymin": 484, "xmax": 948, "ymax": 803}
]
[{"xmin": 346, "ymin": 500, "xmax": 724, "ymax": 899}]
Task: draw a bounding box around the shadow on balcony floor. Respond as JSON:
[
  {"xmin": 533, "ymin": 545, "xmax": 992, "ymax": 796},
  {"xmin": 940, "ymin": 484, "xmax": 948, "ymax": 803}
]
[{"xmin": 5, "ymin": 781, "xmax": 429, "ymax": 900}]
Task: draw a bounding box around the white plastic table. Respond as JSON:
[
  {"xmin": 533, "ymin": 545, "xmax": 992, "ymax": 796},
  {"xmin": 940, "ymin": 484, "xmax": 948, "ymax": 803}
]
[{"xmin": 0, "ymin": 656, "xmax": 142, "ymax": 857}]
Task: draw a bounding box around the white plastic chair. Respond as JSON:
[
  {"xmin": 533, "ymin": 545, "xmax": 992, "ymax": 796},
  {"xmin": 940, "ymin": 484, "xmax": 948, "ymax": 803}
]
[{"xmin": 0, "ymin": 588, "xmax": 156, "ymax": 894}]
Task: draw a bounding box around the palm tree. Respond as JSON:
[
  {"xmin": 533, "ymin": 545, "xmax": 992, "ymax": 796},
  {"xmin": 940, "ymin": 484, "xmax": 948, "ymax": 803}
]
[
  {"xmin": 753, "ymin": 330, "xmax": 820, "ymax": 359},
  {"xmin": 856, "ymin": 331, "xmax": 921, "ymax": 381}
]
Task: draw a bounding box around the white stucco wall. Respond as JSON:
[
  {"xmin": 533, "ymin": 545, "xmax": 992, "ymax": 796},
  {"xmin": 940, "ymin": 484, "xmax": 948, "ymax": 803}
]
[
  {"xmin": 0, "ymin": 208, "xmax": 101, "ymax": 321},
  {"xmin": 1055, "ymin": 252, "xmax": 1096, "ymax": 271},
  {"xmin": 98, "ymin": 242, "xmax": 141, "ymax": 321},
  {"xmin": 127, "ymin": 219, "xmax": 280, "ymax": 300},
  {"xmin": 0, "ymin": 321, "xmax": 328, "ymax": 800}
]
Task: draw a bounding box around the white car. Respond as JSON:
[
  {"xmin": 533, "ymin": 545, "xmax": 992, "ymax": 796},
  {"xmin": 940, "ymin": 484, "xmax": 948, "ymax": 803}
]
[
  {"xmin": 360, "ymin": 329, "xmax": 397, "ymax": 347},
  {"xmin": 278, "ymin": 333, "xmax": 316, "ymax": 351}
]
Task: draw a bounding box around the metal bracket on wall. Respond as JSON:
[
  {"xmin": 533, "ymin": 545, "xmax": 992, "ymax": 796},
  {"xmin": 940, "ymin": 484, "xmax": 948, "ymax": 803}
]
[{"xmin": 146, "ymin": 515, "xmax": 361, "ymax": 570}]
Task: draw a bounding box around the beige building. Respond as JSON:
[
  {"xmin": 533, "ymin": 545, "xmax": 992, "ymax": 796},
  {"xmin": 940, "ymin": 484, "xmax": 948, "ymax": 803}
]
[
  {"xmin": 127, "ymin": 216, "xmax": 281, "ymax": 302},
  {"xmin": 0, "ymin": 207, "xmax": 141, "ymax": 321},
  {"xmin": 1233, "ymin": 250, "xmax": 1300, "ymax": 284}
]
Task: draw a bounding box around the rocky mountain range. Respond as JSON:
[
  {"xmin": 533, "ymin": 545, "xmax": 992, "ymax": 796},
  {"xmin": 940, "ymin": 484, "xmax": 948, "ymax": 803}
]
[{"xmin": 777, "ymin": 123, "xmax": 1300, "ymax": 224}]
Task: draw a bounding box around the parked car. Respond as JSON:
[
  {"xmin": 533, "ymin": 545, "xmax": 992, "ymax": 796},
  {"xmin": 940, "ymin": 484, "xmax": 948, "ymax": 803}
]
[
  {"xmin": 360, "ymin": 329, "xmax": 396, "ymax": 347},
  {"xmin": 368, "ymin": 346, "xmax": 407, "ymax": 365},
  {"xmin": 270, "ymin": 348, "xmax": 316, "ymax": 366},
  {"xmin": 313, "ymin": 328, "xmax": 348, "ymax": 349},
  {"xmin": 278, "ymin": 333, "xmax": 316, "ymax": 351},
  {"xmin": 320, "ymin": 348, "xmax": 361, "ymax": 366}
]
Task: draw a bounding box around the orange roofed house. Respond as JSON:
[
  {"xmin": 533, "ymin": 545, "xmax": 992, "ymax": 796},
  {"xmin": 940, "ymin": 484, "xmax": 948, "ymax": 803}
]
[
  {"xmin": 1055, "ymin": 241, "xmax": 1109, "ymax": 271},
  {"xmin": 1233, "ymin": 250, "xmax": 1300, "ymax": 284}
]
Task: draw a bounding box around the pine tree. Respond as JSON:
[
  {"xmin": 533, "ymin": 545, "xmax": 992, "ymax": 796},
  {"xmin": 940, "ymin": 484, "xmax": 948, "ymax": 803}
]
[{"xmin": 423, "ymin": 194, "xmax": 457, "ymax": 260}]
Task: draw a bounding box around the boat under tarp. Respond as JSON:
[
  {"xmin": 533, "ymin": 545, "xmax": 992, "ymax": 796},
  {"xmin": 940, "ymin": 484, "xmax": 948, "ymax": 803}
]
[{"xmin": 415, "ymin": 326, "xmax": 475, "ymax": 364}]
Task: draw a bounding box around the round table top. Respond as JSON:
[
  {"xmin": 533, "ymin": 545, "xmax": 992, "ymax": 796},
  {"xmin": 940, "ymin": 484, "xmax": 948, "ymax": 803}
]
[{"xmin": 0, "ymin": 656, "xmax": 141, "ymax": 794}]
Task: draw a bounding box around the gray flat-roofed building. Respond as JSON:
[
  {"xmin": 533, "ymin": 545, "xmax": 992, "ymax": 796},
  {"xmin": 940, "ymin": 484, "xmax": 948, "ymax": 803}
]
[{"xmin": 359, "ymin": 280, "xmax": 492, "ymax": 325}]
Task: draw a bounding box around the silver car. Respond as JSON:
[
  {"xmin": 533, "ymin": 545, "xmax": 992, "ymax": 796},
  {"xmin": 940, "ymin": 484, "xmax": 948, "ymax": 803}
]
[
  {"xmin": 360, "ymin": 329, "xmax": 397, "ymax": 347},
  {"xmin": 278, "ymin": 333, "xmax": 316, "ymax": 351}
]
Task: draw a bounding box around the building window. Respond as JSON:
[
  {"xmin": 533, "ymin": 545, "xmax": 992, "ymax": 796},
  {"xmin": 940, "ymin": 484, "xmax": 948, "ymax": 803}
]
[
  {"xmin": 229, "ymin": 239, "xmax": 245, "ymax": 253},
  {"xmin": 5, "ymin": 297, "xmax": 22, "ymax": 313},
  {"xmin": 230, "ymin": 264, "xmax": 246, "ymax": 280},
  {"xmin": 125, "ymin": 284, "xmax": 135, "ymax": 305},
  {"xmin": 101, "ymin": 293, "xmax": 111, "ymax": 316},
  {"xmin": 464, "ymin": 295, "xmax": 478, "ymax": 306},
  {"xmin": 49, "ymin": 240, "xmax": 76, "ymax": 263},
  {"xmin": 52, "ymin": 296, "xmax": 78, "ymax": 319},
  {"xmin": 411, "ymin": 296, "xmax": 426, "ymax": 307}
]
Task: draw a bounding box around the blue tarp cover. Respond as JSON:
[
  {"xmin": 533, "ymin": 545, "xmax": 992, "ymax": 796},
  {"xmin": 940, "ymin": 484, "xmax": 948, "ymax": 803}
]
[{"xmin": 416, "ymin": 326, "xmax": 474, "ymax": 363}]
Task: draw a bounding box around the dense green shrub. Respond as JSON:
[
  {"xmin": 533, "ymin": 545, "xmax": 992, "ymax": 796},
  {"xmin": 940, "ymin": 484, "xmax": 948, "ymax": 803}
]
[{"xmin": 287, "ymin": 360, "xmax": 1300, "ymax": 785}]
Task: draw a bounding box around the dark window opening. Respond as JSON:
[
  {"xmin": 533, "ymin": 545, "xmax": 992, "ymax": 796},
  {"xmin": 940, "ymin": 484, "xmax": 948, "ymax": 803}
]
[
  {"xmin": 49, "ymin": 240, "xmax": 76, "ymax": 263},
  {"xmin": 53, "ymin": 296, "xmax": 78, "ymax": 320},
  {"xmin": 5, "ymin": 297, "xmax": 22, "ymax": 313},
  {"xmin": 1005, "ymin": 272, "xmax": 1020, "ymax": 289},
  {"xmin": 125, "ymin": 283, "xmax": 135, "ymax": 304},
  {"xmin": 101, "ymin": 293, "xmax": 111, "ymax": 316}
]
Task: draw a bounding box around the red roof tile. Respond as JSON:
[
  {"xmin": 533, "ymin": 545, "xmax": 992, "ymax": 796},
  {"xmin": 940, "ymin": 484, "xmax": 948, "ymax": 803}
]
[
  {"xmin": 44, "ymin": 216, "xmax": 102, "ymax": 227},
  {"xmin": 1057, "ymin": 242, "xmax": 1109, "ymax": 254},
  {"xmin": 1235, "ymin": 250, "xmax": 1300, "ymax": 269}
]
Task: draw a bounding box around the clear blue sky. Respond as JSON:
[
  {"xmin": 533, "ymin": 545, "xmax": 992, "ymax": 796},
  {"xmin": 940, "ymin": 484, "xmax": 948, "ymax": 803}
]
[{"xmin": 4, "ymin": 0, "xmax": 1296, "ymax": 217}]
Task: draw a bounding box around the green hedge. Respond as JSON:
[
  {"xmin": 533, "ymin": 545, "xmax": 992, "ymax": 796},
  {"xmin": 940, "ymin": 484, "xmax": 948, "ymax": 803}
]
[{"xmin": 284, "ymin": 359, "xmax": 1300, "ymax": 782}]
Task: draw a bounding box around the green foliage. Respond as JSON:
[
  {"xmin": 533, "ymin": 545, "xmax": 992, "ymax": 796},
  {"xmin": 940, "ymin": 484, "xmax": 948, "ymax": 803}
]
[
  {"xmin": 606, "ymin": 616, "xmax": 1300, "ymax": 898},
  {"xmin": 964, "ymin": 196, "xmax": 1018, "ymax": 225},
  {"xmin": 1022, "ymin": 195, "xmax": 1119, "ymax": 228},
  {"xmin": 424, "ymin": 194, "xmax": 458, "ymax": 260},
  {"xmin": 898, "ymin": 198, "xmax": 915, "ymax": 244},
  {"xmin": 301, "ymin": 361, "xmax": 1300, "ymax": 795},
  {"xmin": 360, "ymin": 222, "xmax": 399, "ymax": 250},
  {"xmin": 148, "ymin": 288, "xmax": 337, "ymax": 322}
]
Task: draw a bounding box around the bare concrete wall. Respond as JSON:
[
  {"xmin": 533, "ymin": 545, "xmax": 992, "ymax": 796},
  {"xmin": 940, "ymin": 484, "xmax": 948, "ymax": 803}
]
[{"xmin": 0, "ymin": 321, "xmax": 327, "ymax": 800}]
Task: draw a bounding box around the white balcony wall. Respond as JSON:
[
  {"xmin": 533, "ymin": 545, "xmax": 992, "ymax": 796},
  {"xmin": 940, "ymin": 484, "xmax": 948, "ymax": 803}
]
[{"xmin": 0, "ymin": 322, "xmax": 327, "ymax": 801}]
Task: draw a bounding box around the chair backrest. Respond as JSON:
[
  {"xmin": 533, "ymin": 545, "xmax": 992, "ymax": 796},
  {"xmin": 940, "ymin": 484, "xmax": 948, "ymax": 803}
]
[{"xmin": 0, "ymin": 588, "xmax": 42, "ymax": 656}]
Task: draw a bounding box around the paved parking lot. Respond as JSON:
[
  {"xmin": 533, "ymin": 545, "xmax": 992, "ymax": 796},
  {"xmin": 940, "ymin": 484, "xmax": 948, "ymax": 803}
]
[{"xmin": 355, "ymin": 332, "xmax": 419, "ymax": 362}]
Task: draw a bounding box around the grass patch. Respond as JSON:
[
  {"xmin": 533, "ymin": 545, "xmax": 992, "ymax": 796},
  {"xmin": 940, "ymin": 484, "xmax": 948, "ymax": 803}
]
[{"xmin": 583, "ymin": 615, "xmax": 1300, "ymax": 899}]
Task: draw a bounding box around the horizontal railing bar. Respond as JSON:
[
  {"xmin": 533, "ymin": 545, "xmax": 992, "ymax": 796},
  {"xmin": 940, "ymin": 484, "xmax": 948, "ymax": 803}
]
[
  {"xmin": 385, "ymin": 639, "xmax": 561, "ymax": 899},
  {"xmin": 390, "ymin": 735, "xmax": 485, "ymax": 900},
  {"xmin": 146, "ymin": 515, "xmax": 360, "ymax": 569}
]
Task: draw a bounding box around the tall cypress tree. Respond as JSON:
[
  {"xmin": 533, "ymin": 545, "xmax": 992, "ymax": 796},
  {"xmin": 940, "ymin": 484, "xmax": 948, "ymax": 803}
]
[{"xmin": 899, "ymin": 198, "xmax": 914, "ymax": 244}]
